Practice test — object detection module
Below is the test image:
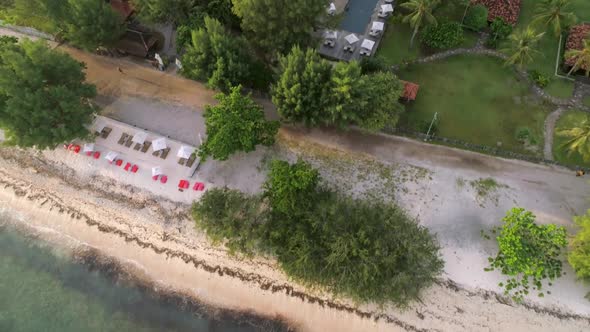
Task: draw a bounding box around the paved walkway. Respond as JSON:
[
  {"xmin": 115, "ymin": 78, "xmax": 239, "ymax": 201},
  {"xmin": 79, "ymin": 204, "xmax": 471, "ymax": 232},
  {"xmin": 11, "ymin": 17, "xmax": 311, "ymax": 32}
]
[{"xmin": 543, "ymin": 107, "xmax": 567, "ymax": 160}]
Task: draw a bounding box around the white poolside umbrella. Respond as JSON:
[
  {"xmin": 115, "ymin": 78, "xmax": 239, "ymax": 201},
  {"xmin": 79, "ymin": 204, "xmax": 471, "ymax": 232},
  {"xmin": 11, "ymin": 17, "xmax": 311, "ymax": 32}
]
[
  {"xmin": 371, "ymin": 21, "xmax": 384, "ymax": 32},
  {"xmin": 177, "ymin": 145, "xmax": 194, "ymax": 159},
  {"xmin": 83, "ymin": 143, "xmax": 95, "ymax": 153},
  {"xmin": 132, "ymin": 131, "xmax": 147, "ymax": 144},
  {"xmin": 344, "ymin": 33, "xmax": 359, "ymax": 44},
  {"xmin": 94, "ymin": 120, "xmax": 106, "ymax": 133},
  {"xmin": 151, "ymin": 166, "xmax": 163, "ymax": 177},
  {"xmin": 105, "ymin": 151, "xmax": 118, "ymax": 162},
  {"xmin": 152, "ymin": 137, "xmax": 167, "ymax": 151},
  {"xmin": 361, "ymin": 39, "xmax": 376, "ymax": 51},
  {"xmin": 381, "ymin": 4, "xmax": 393, "ymax": 14},
  {"xmin": 327, "ymin": 2, "xmax": 336, "ymax": 15}
]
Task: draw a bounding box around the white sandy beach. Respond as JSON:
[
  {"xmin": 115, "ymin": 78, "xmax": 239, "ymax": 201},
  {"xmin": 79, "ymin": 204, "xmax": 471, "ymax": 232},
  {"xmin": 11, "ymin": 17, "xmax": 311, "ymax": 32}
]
[{"xmin": 1, "ymin": 130, "xmax": 589, "ymax": 332}]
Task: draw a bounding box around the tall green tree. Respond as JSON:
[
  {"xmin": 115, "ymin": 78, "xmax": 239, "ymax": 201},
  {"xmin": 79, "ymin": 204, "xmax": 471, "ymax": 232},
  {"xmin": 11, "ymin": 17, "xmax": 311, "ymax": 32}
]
[
  {"xmin": 401, "ymin": 0, "xmax": 440, "ymax": 48},
  {"xmin": 199, "ymin": 86, "xmax": 279, "ymax": 161},
  {"xmin": 64, "ymin": 0, "xmax": 125, "ymax": 50},
  {"xmin": 504, "ymin": 26, "xmax": 545, "ymax": 68},
  {"xmin": 181, "ymin": 17, "xmax": 260, "ymax": 91},
  {"xmin": 557, "ymin": 114, "xmax": 590, "ymax": 160},
  {"xmin": 532, "ymin": 0, "xmax": 577, "ymax": 37},
  {"xmin": 131, "ymin": 0, "xmax": 198, "ymax": 24},
  {"xmin": 232, "ymin": 0, "xmax": 328, "ymax": 54},
  {"xmin": 484, "ymin": 208, "xmax": 567, "ymax": 302},
  {"xmin": 565, "ymin": 39, "xmax": 590, "ymax": 76},
  {"xmin": 356, "ymin": 71, "xmax": 405, "ymax": 131},
  {"xmin": 568, "ymin": 210, "xmax": 590, "ymax": 284},
  {"xmin": 272, "ymin": 46, "xmax": 333, "ymax": 126},
  {"xmin": 0, "ymin": 40, "xmax": 97, "ymax": 149}
]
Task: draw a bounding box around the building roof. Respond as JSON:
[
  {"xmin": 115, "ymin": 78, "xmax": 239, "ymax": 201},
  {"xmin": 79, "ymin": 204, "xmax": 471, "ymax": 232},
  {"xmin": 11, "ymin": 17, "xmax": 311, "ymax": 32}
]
[
  {"xmin": 472, "ymin": 0, "xmax": 521, "ymax": 26},
  {"xmin": 401, "ymin": 81, "xmax": 419, "ymax": 101},
  {"xmin": 109, "ymin": 0, "xmax": 134, "ymax": 20},
  {"xmin": 565, "ymin": 23, "xmax": 590, "ymax": 68}
]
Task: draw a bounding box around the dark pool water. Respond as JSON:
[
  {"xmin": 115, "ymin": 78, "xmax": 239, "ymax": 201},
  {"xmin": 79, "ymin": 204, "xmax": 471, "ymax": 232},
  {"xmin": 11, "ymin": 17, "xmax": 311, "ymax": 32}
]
[{"xmin": 339, "ymin": 0, "xmax": 381, "ymax": 34}]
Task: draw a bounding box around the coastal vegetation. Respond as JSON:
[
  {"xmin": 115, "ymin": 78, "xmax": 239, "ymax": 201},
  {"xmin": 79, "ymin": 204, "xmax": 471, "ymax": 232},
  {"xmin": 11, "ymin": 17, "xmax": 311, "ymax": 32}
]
[
  {"xmin": 198, "ymin": 86, "xmax": 279, "ymax": 161},
  {"xmin": 483, "ymin": 208, "xmax": 567, "ymax": 302},
  {"xmin": 0, "ymin": 38, "xmax": 97, "ymax": 149},
  {"xmin": 553, "ymin": 110, "xmax": 590, "ymax": 166},
  {"xmin": 192, "ymin": 160, "xmax": 444, "ymax": 306},
  {"xmin": 568, "ymin": 210, "xmax": 590, "ymax": 298}
]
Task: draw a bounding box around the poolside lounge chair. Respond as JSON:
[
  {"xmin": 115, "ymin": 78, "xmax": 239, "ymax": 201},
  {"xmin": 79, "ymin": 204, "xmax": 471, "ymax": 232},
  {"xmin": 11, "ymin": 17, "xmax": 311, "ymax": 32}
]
[
  {"xmin": 160, "ymin": 175, "xmax": 168, "ymax": 184},
  {"xmin": 178, "ymin": 180, "xmax": 189, "ymax": 189},
  {"xmin": 186, "ymin": 154, "xmax": 197, "ymax": 168},
  {"xmin": 118, "ymin": 133, "xmax": 128, "ymax": 145},
  {"xmin": 152, "ymin": 175, "xmax": 159, "ymax": 181},
  {"xmin": 93, "ymin": 151, "xmax": 101, "ymax": 159},
  {"xmin": 134, "ymin": 143, "xmax": 142, "ymax": 151},
  {"xmin": 323, "ymin": 39, "xmax": 335, "ymax": 47},
  {"xmin": 141, "ymin": 141, "xmax": 151, "ymax": 153},
  {"xmin": 124, "ymin": 137, "xmax": 133, "ymax": 148},
  {"xmin": 193, "ymin": 182, "xmax": 205, "ymax": 191},
  {"xmin": 159, "ymin": 148, "xmax": 171, "ymax": 160},
  {"xmin": 69, "ymin": 145, "xmax": 81, "ymax": 153},
  {"xmin": 178, "ymin": 158, "xmax": 187, "ymax": 166},
  {"xmin": 124, "ymin": 162, "xmax": 131, "ymax": 171},
  {"xmin": 131, "ymin": 165, "xmax": 139, "ymax": 173},
  {"xmin": 152, "ymin": 150, "xmax": 161, "ymax": 157},
  {"xmin": 115, "ymin": 159, "xmax": 123, "ymax": 166},
  {"xmin": 100, "ymin": 127, "xmax": 112, "ymax": 139}
]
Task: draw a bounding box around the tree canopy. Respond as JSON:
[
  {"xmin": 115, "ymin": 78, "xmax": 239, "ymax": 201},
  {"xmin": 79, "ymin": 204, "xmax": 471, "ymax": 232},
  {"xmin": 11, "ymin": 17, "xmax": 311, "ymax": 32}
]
[
  {"xmin": 401, "ymin": 0, "xmax": 440, "ymax": 48},
  {"xmin": 532, "ymin": 0, "xmax": 577, "ymax": 37},
  {"xmin": 565, "ymin": 39, "xmax": 590, "ymax": 77},
  {"xmin": 0, "ymin": 39, "xmax": 97, "ymax": 149},
  {"xmin": 199, "ymin": 86, "xmax": 279, "ymax": 161},
  {"xmin": 504, "ymin": 26, "xmax": 545, "ymax": 68},
  {"xmin": 568, "ymin": 210, "xmax": 590, "ymax": 285},
  {"xmin": 232, "ymin": 0, "xmax": 329, "ymax": 54},
  {"xmin": 484, "ymin": 208, "xmax": 567, "ymax": 302},
  {"xmin": 192, "ymin": 160, "xmax": 444, "ymax": 305},
  {"xmin": 557, "ymin": 113, "xmax": 590, "ymax": 160}
]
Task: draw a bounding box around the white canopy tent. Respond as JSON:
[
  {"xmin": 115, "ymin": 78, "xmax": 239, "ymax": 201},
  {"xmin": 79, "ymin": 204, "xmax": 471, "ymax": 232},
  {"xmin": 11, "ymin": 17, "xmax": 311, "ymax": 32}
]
[
  {"xmin": 371, "ymin": 21, "xmax": 384, "ymax": 32},
  {"xmin": 344, "ymin": 33, "xmax": 359, "ymax": 44},
  {"xmin": 177, "ymin": 145, "xmax": 194, "ymax": 159},
  {"xmin": 105, "ymin": 151, "xmax": 118, "ymax": 162},
  {"xmin": 83, "ymin": 143, "xmax": 95, "ymax": 153},
  {"xmin": 132, "ymin": 131, "xmax": 148, "ymax": 144},
  {"xmin": 151, "ymin": 166, "xmax": 163, "ymax": 177},
  {"xmin": 361, "ymin": 39, "xmax": 375, "ymax": 51},
  {"xmin": 152, "ymin": 138, "xmax": 167, "ymax": 151},
  {"xmin": 381, "ymin": 4, "xmax": 393, "ymax": 14}
]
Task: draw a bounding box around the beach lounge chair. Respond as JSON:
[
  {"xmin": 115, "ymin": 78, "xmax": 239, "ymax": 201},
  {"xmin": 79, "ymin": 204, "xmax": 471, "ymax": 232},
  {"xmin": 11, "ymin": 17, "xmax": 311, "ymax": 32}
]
[
  {"xmin": 124, "ymin": 162, "xmax": 132, "ymax": 171},
  {"xmin": 178, "ymin": 158, "xmax": 187, "ymax": 166},
  {"xmin": 70, "ymin": 145, "xmax": 81, "ymax": 153},
  {"xmin": 159, "ymin": 148, "xmax": 170, "ymax": 160},
  {"xmin": 131, "ymin": 165, "xmax": 139, "ymax": 173},
  {"xmin": 141, "ymin": 141, "xmax": 151, "ymax": 153},
  {"xmin": 118, "ymin": 133, "xmax": 128, "ymax": 145},
  {"xmin": 93, "ymin": 151, "xmax": 101, "ymax": 159},
  {"xmin": 134, "ymin": 143, "xmax": 142, "ymax": 151},
  {"xmin": 86, "ymin": 151, "xmax": 93, "ymax": 156},
  {"xmin": 160, "ymin": 175, "xmax": 168, "ymax": 184},
  {"xmin": 178, "ymin": 180, "xmax": 189, "ymax": 189},
  {"xmin": 193, "ymin": 182, "xmax": 205, "ymax": 191},
  {"xmin": 152, "ymin": 175, "xmax": 159, "ymax": 181},
  {"xmin": 193, "ymin": 182, "xmax": 200, "ymax": 191},
  {"xmin": 198, "ymin": 183, "xmax": 205, "ymax": 191},
  {"xmin": 186, "ymin": 154, "xmax": 197, "ymax": 168},
  {"xmin": 115, "ymin": 159, "xmax": 123, "ymax": 166},
  {"xmin": 124, "ymin": 137, "xmax": 133, "ymax": 148},
  {"xmin": 100, "ymin": 127, "xmax": 112, "ymax": 139}
]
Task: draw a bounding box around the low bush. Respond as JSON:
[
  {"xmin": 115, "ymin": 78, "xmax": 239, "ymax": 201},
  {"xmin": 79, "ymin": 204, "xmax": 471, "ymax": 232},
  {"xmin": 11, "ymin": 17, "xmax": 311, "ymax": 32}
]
[
  {"xmin": 486, "ymin": 18, "xmax": 512, "ymax": 49},
  {"xmin": 464, "ymin": 4, "xmax": 488, "ymax": 31},
  {"xmin": 192, "ymin": 160, "xmax": 444, "ymax": 306},
  {"xmin": 529, "ymin": 70, "xmax": 551, "ymax": 88},
  {"xmin": 421, "ymin": 22, "xmax": 464, "ymax": 50}
]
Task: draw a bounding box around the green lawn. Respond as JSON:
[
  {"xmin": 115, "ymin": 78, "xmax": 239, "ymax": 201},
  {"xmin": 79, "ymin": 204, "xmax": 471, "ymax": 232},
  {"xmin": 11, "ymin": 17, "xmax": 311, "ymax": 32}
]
[
  {"xmin": 397, "ymin": 55, "xmax": 550, "ymax": 155},
  {"xmin": 544, "ymin": 79, "xmax": 575, "ymax": 99},
  {"xmin": 584, "ymin": 96, "xmax": 590, "ymax": 108},
  {"xmin": 553, "ymin": 110, "xmax": 590, "ymax": 167}
]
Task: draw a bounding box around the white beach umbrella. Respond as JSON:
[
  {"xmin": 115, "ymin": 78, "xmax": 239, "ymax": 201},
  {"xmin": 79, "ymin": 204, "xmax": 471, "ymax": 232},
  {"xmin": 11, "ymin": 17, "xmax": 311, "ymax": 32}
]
[
  {"xmin": 177, "ymin": 145, "xmax": 194, "ymax": 159},
  {"xmin": 361, "ymin": 39, "xmax": 375, "ymax": 51},
  {"xmin": 151, "ymin": 166, "xmax": 163, "ymax": 177},
  {"xmin": 324, "ymin": 30, "xmax": 338, "ymax": 40},
  {"xmin": 94, "ymin": 120, "xmax": 106, "ymax": 133},
  {"xmin": 83, "ymin": 143, "xmax": 95, "ymax": 153},
  {"xmin": 152, "ymin": 137, "xmax": 167, "ymax": 151},
  {"xmin": 381, "ymin": 4, "xmax": 393, "ymax": 14},
  {"xmin": 105, "ymin": 151, "xmax": 118, "ymax": 162},
  {"xmin": 327, "ymin": 2, "xmax": 336, "ymax": 15},
  {"xmin": 371, "ymin": 21, "xmax": 384, "ymax": 31},
  {"xmin": 344, "ymin": 33, "xmax": 359, "ymax": 44},
  {"xmin": 132, "ymin": 131, "xmax": 147, "ymax": 144}
]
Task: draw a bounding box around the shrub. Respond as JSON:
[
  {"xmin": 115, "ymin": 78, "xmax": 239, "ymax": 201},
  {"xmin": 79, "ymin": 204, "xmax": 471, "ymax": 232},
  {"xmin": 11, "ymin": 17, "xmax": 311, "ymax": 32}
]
[
  {"xmin": 569, "ymin": 211, "xmax": 590, "ymax": 286},
  {"xmin": 515, "ymin": 127, "xmax": 531, "ymax": 142},
  {"xmin": 486, "ymin": 17, "xmax": 512, "ymax": 49},
  {"xmin": 464, "ymin": 4, "xmax": 488, "ymax": 31},
  {"xmin": 529, "ymin": 70, "xmax": 551, "ymax": 88},
  {"xmin": 193, "ymin": 160, "xmax": 444, "ymax": 306},
  {"xmin": 421, "ymin": 22, "xmax": 465, "ymax": 50},
  {"xmin": 359, "ymin": 56, "xmax": 388, "ymax": 74}
]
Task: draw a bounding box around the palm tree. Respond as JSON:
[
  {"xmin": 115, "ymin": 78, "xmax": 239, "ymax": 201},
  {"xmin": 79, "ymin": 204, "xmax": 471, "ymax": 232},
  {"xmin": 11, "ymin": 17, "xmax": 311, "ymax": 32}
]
[
  {"xmin": 532, "ymin": 0, "xmax": 577, "ymax": 37},
  {"xmin": 565, "ymin": 39, "xmax": 590, "ymax": 76},
  {"xmin": 558, "ymin": 116, "xmax": 590, "ymax": 161},
  {"xmin": 401, "ymin": 0, "xmax": 440, "ymax": 48},
  {"xmin": 503, "ymin": 26, "xmax": 545, "ymax": 68}
]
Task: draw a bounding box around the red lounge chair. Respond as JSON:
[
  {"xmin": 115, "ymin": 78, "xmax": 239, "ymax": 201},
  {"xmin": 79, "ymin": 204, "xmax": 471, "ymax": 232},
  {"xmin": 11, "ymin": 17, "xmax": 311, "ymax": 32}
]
[
  {"xmin": 115, "ymin": 159, "xmax": 123, "ymax": 166},
  {"xmin": 69, "ymin": 145, "xmax": 81, "ymax": 153},
  {"xmin": 131, "ymin": 165, "xmax": 139, "ymax": 173},
  {"xmin": 160, "ymin": 175, "xmax": 168, "ymax": 184},
  {"xmin": 152, "ymin": 175, "xmax": 159, "ymax": 181},
  {"xmin": 178, "ymin": 180, "xmax": 189, "ymax": 189},
  {"xmin": 86, "ymin": 151, "xmax": 92, "ymax": 156},
  {"xmin": 93, "ymin": 151, "xmax": 101, "ymax": 159},
  {"xmin": 124, "ymin": 162, "xmax": 131, "ymax": 171},
  {"xmin": 193, "ymin": 182, "xmax": 200, "ymax": 191},
  {"xmin": 198, "ymin": 183, "xmax": 205, "ymax": 191}
]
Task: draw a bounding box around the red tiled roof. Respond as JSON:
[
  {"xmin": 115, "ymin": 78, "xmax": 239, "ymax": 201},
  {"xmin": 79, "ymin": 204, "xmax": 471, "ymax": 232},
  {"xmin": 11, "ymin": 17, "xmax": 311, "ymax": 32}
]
[
  {"xmin": 110, "ymin": 0, "xmax": 134, "ymax": 20},
  {"xmin": 565, "ymin": 23, "xmax": 590, "ymax": 68},
  {"xmin": 401, "ymin": 81, "xmax": 419, "ymax": 101},
  {"xmin": 472, "ymin": 0, "xmax": 521, "ymax": 26}
]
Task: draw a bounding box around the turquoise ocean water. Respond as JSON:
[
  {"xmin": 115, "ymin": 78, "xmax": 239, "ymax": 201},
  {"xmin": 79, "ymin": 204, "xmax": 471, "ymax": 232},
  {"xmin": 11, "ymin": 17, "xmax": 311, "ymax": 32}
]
[{"xmin": 0, "ymin": 221, "xmax": 287, "ymax": 332}]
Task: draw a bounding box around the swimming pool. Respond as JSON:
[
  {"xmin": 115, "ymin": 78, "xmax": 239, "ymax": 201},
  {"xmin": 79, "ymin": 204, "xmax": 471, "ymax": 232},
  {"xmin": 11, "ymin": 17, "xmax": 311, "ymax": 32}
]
[{"xmin": 339, "ymin": 0, "xmax": 381, "ymax": 34}]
